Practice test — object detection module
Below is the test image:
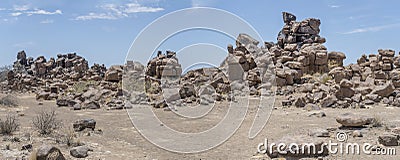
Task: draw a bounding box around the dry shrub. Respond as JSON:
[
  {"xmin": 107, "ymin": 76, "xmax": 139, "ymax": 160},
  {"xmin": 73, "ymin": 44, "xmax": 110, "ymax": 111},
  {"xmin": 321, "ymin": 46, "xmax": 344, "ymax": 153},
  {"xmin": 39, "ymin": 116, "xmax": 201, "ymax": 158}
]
[
  {"xmin": 0, "ymin": 95, "xmax": 19, "ymax": 107},
  {"xmin": 371, "ymin": 115, "xmax": 384, "ymax": 128},
  {"xmin": 32, "ymin": 110, "xmax": 62, "ymax": 135},
  {"xmin": 0, "ymin": 114, "xmax": 19, "ymax": 135}
]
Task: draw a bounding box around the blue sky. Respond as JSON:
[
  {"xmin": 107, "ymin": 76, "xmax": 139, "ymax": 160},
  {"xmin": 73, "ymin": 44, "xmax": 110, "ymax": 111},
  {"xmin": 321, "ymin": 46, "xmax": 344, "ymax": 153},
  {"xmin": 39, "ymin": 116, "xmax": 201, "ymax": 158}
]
[{"xmin": 0, "ymin": 0, "xmax": 399, "ymax": 69}]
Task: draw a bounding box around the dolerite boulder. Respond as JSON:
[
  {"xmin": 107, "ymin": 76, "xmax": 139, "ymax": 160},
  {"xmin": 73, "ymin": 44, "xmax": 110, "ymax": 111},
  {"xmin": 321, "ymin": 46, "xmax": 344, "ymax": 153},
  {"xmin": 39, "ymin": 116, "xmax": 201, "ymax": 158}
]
[
  {"xmin": 335, "ymin": 79, "xmax": 355, "ymax": 100},
  {"xmin": 70, "ymin": 146, "xmax": 92, "ymax": 158},
  {"xmin": 73, "ymin": 119, "xmax": 96, "ymax": 131},
  {"xmin": 336, "ymin": 113, "xmax": 374, "ymax": 127},
  {"xmin": 35, "ymin": 145, "xmax": 65, "ymax": 160},
  {"xmin": 105, "ymin": 65, "xmax": 123, "ymax": 82},
  {"xmin": 378, "ymin": 133, "xmax": 399, "ymax": 146},
  {"xmin": 372, "ymin": 81, "xmax": 395, "ymax": 97}
]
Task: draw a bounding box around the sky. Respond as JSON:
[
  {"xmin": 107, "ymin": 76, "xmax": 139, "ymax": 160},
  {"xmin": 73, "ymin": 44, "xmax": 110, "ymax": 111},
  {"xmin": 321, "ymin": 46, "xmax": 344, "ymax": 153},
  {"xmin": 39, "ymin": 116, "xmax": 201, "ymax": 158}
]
[{"xmin": 0, "ymin": 0, "xmax": 399, "ymax": 70}]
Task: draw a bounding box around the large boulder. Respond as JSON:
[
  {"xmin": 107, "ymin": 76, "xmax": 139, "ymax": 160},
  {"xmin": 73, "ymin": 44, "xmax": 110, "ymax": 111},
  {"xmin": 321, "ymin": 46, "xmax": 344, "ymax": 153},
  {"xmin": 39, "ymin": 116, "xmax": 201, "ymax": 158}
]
[
  {"xmin": 36, "ymin": 145, "xmax": 65, "ymax": 160},
  {"xmin": 105, "ymin": 65, "xmax": 123, "ymax": 82},
  {"xmin": 70, "ymin": 146, "xmax": 92, "ymax": 158},
  {"xmin": 236, "ymin": 33, "xmax": 259, "ymax": 46},
  {"xmin": 73, "ymin": 119, "xmax": 96, "ymax": 131},
  {"xmin": 372, "ymin": 82, "xmax": 395, "ymax": 97},
  {"xmin": 336, "ymin": 113, "xmax": 374, "ymax": 127}
]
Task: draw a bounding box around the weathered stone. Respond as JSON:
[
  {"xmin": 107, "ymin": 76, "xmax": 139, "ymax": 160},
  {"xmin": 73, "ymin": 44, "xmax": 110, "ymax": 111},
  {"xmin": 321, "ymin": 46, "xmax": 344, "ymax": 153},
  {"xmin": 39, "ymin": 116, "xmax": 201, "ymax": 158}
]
[
  {"xmin": 335, "ymin": 87, "xmax": 355, "ymax": 100},
  {"xmin": 236, "ymin": 33, "xmax": 259, "ymax": 46},
  {"xmin": 321, "ymin": 96, "xmax": 336, "ymax": 108},
  {"xmin": 294, "ymin": 97, "xmax": 306, "ymax": 107},
  {"xmin": 73, "ymin": 119, "xmax": 96, "ymax": 132},
  {"xmin": 309, "ymin": 128, "xmax": 330, "ymax": 137},
  {"xmin": 282, "ymin": 12, "xmax": 296, "ymax": 24},
  {"xmin": 336, "ymin": 113, "xmax": 374, "ymax": 127},
  {"xmin": 378, "ymin": 133, "xmax": 399, "ymax": 146},
  {"xmin": 304, "ymin": 103, "xmax": 321, "ymax": 111},
  {"xmin": 70, "ymin": 146, "xmax": 92, "ymax": 158},
  {"xmin": 36, "ymin": 145, "xmax": 65, "ymax": 160},
  {"xmin": 339, "ymin": 79, "xmax": 353, "ymax": 88},
  {"xmin": 84, "ymin": 101, "xmax": 100, "ymax": 109},
  {"xmin": 372, "ymin": 82, "xmax": 395, "ymax": 97}
]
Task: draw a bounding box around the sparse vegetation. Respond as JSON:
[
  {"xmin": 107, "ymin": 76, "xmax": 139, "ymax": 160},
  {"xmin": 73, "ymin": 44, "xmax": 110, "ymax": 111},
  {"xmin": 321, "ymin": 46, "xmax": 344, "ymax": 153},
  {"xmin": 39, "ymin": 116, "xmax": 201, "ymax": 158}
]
[
  {"xmin": 0, "ymin": 114, "xmax": 20, "ymax": 135},
  {"xmin": 0, "ymin": 95, "xmax": 19, "ymax": 107},
  {"xmin": 68, "ymin": 81, "xmax": 98, "ymax": 94},
  {"xmin": 371, "ymin": 115, "xmax": 384, "ymax": 128},
  {"xmin": 69, "ymin": 81, "xmax": 89, "ymax": 94},
  {"xmin": 312, "ymin": 73, "xmax": 332, "ymax": 84},
  {"xmin": 32, "ymin": 110, "xmax": 62, "ymax": 135},
  {"xmin": 319, "ymin": 74, "xmax": 332, "ymax": 84},
  {"xmin": 56, "ymin": 127, "xmax": 77, "ymax": 147}
]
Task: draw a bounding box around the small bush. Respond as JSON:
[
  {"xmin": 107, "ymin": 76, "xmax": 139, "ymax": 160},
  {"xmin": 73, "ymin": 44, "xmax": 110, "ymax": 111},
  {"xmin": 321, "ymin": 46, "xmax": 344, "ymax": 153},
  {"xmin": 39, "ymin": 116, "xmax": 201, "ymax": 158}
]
[
  {"xmin": 371, "ymin": 115, "xmax": 384, "ymax": 128},
  {"xmin": 32, "ymin": 110, "xmax": 62, "ymax": 135},
  {"xmin": 319, "ymin": 74, "xmax": 332, "ymax": 84},
  {"xmin": 70, "ymin": 81, "xmax": 89, "ymax": 94},
  {"xmin": 0, "ymin": 114, "xmax": 20, "ymax": 135},
  {"xmin": 58, "ymin": 127, "xmax": 77, "ymax": 147},
  {"xmin": 0, "ymin": 95, "xmax": 19, "ymax": 107}
]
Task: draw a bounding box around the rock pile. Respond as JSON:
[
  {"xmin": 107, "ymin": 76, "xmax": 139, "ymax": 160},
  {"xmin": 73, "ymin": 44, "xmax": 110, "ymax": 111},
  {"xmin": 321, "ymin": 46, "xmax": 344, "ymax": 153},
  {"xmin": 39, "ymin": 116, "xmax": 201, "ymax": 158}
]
[
  {"xmin": 146, "ymin": 51, "xmax": 182, "ymax": 79},
  {"xmin": 272, "ymin": 12, "xmax": 345, "ymax": 86},
  {"xmin": 2, "ymin": 12, "xmax": 400, "ymax": 111},
  {"xmin": 4, "ymin": 51, "xmax": 128, "ymax": 110}
]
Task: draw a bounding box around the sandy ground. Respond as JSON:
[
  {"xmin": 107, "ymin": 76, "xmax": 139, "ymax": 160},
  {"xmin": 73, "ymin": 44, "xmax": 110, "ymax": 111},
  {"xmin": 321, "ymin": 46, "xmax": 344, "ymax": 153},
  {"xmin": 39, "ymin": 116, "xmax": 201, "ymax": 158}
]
[{"xmin": 1, "ymin": 93, "xmax": 400, "ymax": 160}]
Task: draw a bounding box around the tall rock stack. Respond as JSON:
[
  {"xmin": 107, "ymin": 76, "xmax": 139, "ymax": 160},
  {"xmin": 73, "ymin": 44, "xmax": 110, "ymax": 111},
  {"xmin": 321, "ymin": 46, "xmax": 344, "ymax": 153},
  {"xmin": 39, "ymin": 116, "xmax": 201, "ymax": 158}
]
[
  {"xmin": 328, "ymin": 52, "xmax": 346, "ymax": 69},
  {"xmin": 146, "ymin": 51, "xmax": 182, "ymax": 79},
  {"xmin": 271, "ymin": 12, "xmax": 343, "ymax": 86}
]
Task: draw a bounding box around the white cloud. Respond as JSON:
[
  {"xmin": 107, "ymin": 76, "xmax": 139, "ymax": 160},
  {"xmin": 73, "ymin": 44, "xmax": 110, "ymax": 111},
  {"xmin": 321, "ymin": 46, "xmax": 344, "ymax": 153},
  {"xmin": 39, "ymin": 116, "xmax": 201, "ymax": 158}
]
[
  {"xmin": 329, "ymin": 5, "xmax": 340, "ymax": 8},
  {"xmin": 124, "ymin": 3, "xmax": 164, "ymax": 13},
  {"xmin": 13, "ymin": 5, "xmax": 30, "ymax": 11},
  {"xmin": 40, "ymin": 19, "xmax": 54, "ymax": 24},
  {"xmin": 342, "ymin": 23, "xmax": 400, "ymax": 34},
  {"xmin": 75, "ymin": 13, "xmax": 118, "ymax": 20},
  {"xmin": 0, "ymin": 8, "xmax": 6, "ymax": 11},
  {"xmin": 27, "ymin": 9, "xmax": 62, "ymax": 16},
  {"xmin": 11, "ymin": 12, "xmax": 23, "ymax": 17},
  {"xmin": 75, "ymin": 2, "xmax": 164, "ymax": 21}
]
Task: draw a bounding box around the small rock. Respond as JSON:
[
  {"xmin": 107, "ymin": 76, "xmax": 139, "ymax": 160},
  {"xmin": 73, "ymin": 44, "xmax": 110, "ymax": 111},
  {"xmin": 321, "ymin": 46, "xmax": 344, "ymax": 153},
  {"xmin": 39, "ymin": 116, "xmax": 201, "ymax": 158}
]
[
  {"xmin": 304, "ymin": 103, "xmax": 321, "ymax": 111},
  {"xmin": 70, "ymin": 146, "xmax": 92, "ymax": 158},
  {"xmin": 352, "ymin": 130, "xmax": 363, "ymax": 137},
  {"xmin": 308, "ymin": 111, "xmax": 326, "ymax": 118},
  {"xmin": 378, "ymin": 133, "xmax": 399, "ymax": 146},
  {"xmin": 309, "ymin": 128, "xmax": 330, "ymax": 137}
]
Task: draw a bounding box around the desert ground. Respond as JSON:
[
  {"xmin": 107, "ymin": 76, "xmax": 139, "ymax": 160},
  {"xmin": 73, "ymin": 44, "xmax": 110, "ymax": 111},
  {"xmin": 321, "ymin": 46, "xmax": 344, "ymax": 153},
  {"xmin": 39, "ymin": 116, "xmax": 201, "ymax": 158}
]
[{"xmin": 1, "ymin": 93, "xmax": 399, "ymax": 160}]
